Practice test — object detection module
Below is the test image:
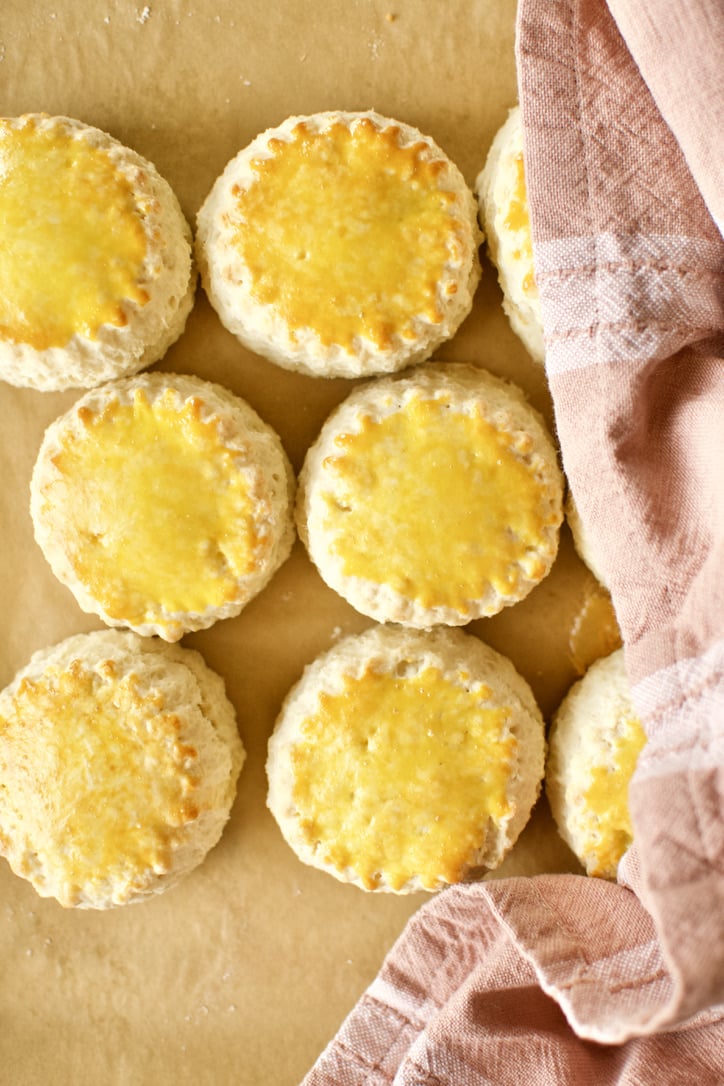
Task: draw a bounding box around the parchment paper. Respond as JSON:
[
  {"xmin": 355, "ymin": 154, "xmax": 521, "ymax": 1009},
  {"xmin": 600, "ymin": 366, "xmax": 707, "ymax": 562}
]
[{"xmin": 0, "ymin": 3, "xmax": 617, "ymax": 1083}]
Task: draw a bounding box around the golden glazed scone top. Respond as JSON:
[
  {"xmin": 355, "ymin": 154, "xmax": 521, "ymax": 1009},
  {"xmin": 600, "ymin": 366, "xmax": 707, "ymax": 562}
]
[
  {"xmin": 31, "ymin": 373, "xmax": 295, "ymax": 641},
  {"xmin": 499, "ymin": 142, "xmax": 536, "ymax": 294},
  {"xmin": 287, "ymin": 663, "xmax": 517, "ymax": 891},
  {"xmin": 297, "ymin": 363, "xmax": 563, "ymax": 627},
  {"xmin": 267, "ymin": 626, "xmax": 546, "ymax": 894},
  {"xmin": 0, "ymin": 630, "xmax": 244, "ymax": 909},
  {"xmin": 233, "ymin": 117, "xmax": 463, "ymax": 348},
  {"xmin": 578, "ymin": 711, "xmax": 646, "ymax": 878},
  {"xmin": 320, "ymin": 395, "xmax": 550, "ymax": 607},
  {"xmin": 0, "ymin": 659, "xmax": 198, "ymax": 899},
  {"xmin": 475, "ymin": 105, "xmax": 544, "ymax": 365},
  {"xmin": 0, "ymin": 114, "xmax": 149, "ymax": 350},
  {"xmin": 196, "ymin": 111, "xmax": 482, "ymax": 378},
  {"xmin": 0, "ymin": 114, "xmax": 195, "ymax": 391},
  {"xmin": 546, "ymin": 649, "xmax": 647, "ymax": 880},
  {"xmin": 49, "ymin": 390, "xmax": 263, "ymax": 618}
]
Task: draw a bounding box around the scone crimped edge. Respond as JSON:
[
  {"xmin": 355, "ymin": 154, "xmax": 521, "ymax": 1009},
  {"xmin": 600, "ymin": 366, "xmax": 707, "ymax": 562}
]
[
  {"xmin": 30, "ymin": 372, "xmax": 296, "ymax": 641},
  {"xmin": 0, "ymin": 113, "xmax": 196, "ymax": 392},
  {"xmin": 296, "ymin": 362, "xmax": 564, "ymax": 627},
  {"xmin": 196, "ymin": 110, "xmax": 482, "ymax": 378},
  {"xmin": 266, "ymin": 624, "xmax": 546, "ymax": 894},
  {"xmin": 475, "ymin": 106, "xmax": 545, "ymax": 365},
  {"xmin": 0, "ymin": 629, "xmax": 244, "ymax": 908},
  {"xmin": 545, "ymin": 648, "xmax": 643, "ymax": 879}
]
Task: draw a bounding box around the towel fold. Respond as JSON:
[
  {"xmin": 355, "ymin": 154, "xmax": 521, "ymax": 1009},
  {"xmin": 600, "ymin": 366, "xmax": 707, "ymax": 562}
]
[{"xmin": 302, "ymin": 1, "xmax": 724, "ymax": 1080}]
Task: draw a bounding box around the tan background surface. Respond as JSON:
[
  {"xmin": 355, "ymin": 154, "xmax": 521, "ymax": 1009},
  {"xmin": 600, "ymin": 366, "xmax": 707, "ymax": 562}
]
[{"xmin": 0, "ymin": 2, "xmax": 609, "ymax": 1083}]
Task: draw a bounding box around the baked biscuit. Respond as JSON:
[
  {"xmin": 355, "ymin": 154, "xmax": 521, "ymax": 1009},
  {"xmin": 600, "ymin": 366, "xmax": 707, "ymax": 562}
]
[
  {"xmin": 566, "ymin": 489, "xmax": 609, "ymax": 589},
  {"xmin": 297, "ymin": 362, "xmax": 563, "ymax": 627},
  {"xmin": 545, "ymin": 649, "xmax": 646, "ymax": 879},
  {"xmin": 0, "ymin": 629, "xmax": 244, "ymax": 908},
  {"xmin": 266, "ymin": 624, "xmax": 546, "ymax": 893},
  {"xmin": 0, "ymin": 113, "xmax": 195, "ymax": 391},
  {"xmin": 30, "ymin": 372, "xmax": 295, "ymax": 641},
  {"xmin": 475, "ymin": 106, "xmax": 545, "ymax": 365},
  {"xmin": 196, "ymin": 110, "xmax": 482, "ymax": 378}
]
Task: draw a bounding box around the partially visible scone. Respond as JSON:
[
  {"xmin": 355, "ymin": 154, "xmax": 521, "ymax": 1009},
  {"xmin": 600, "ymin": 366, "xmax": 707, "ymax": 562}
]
[
  {"xmin": 30, "ymin": 372, "xmax": 295, "ymax": 641},
  {"xmin": 545, "ymin": 649, "xmax": 646, "ymax": 879},
  {"xmin": 0, "ymin": 629, "xmax": 244, "ymax": 908},
  {"xmin": 475, "ymin": 106, "xmax": 544, "ymax": 365},
  {"xmin": 297, "ymin": 362, "xmax": 563, "ymax": 627},
  {"xmin": 0, "ymin": 113, "xmax": 195, "ymax": 391},
  {"xmin": 266, "ymin": 624, "xmax": 546, "ymax": 893},
  {"xmin": 196, "ymin": 110, "xmax": 482, "ymax": 378},
  {"xmin": 566, "ymin": 489, "xmax": 609, "ymax": 589}
]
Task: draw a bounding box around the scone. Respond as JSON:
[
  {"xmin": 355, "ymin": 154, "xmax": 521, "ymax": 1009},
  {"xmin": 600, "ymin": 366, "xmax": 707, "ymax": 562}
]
[
  {"xmin": 196, "ymin": 110, "xmax": 482, "ymax": 378},
  {"xmin": 545, "ymin": 649, "xmax": 646, "ymax": 879},
  {"xmin": 475, "ymin": 106, "xmax": 544, "ymax": 365},
  {"xmin": 266, "ymin": 624, "xmax": 546, "ymax": 893},
  {"xmin": 0, "ymin": 113, "xmax": 195, "ymax": 391},
  {"xmin": 0, "ymin": 629, "xmax": 244, "ymax": 908},
  {"xmin": 566, "ymin": 489, "xmax": 609, "ymax": 589},
  {"xmin": 296, "ymin": 362, "xmax": 563, "ymax": 627},
  {"xmin": 30, "ymin": 372, "xmax": 296, "ymax": 641}
]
